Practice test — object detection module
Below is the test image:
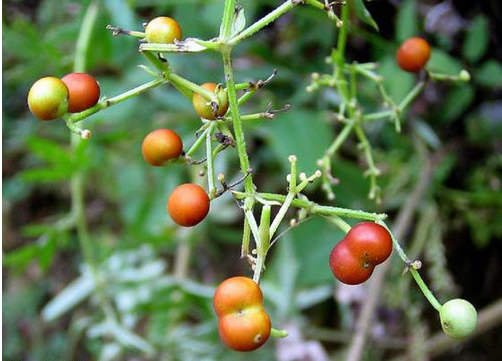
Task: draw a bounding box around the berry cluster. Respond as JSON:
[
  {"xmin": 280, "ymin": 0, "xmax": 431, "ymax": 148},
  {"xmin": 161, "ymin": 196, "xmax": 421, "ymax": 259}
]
[
  {"xmin": 26, "ymin": 6, "xmax": 479, "ymax": 355},
  {"xmin": 28, "ymin": 73, "xmax": 100, "ymax": 120}
]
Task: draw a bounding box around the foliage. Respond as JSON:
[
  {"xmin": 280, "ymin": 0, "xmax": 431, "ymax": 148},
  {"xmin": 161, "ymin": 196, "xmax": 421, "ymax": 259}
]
[{"xmin": 3, "ymin": 0, "xmax": 501, "ymax": 360}]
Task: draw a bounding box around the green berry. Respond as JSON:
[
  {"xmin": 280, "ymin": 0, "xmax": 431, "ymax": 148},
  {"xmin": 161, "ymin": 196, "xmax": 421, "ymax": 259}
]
[
  {"xmin": 439, "ymin": 299, "xmax": 477, "ymax": 339},
  {"xmin": 28, "ymin": 77, "xmax": 69, "ymax": 120}
]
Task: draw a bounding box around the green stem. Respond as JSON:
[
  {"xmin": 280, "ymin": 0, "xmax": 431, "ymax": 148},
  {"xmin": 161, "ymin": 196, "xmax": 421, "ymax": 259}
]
[
  {"xmin": 336, "ymin": 3, "xmax": 349, "ymax": 66},
  {"xmin": 376, "ymin": 220, "xmax": 442, "ymax": 312},
  {"xmin": 271, "ymin": 328, "xmax": 289, "ymax": 338},
  {"xmin": 66, "ymin": 78, "xmax": 166, "ymax": 123},
  {"xmin": 228, "ymin": 0, "xmax": 298, "ymax": 46},
  {"xmin": 410, "ymin": 269, "xmax": 442, "ymax": 312},
  {"xmin": 326, "ymin": 121, "xmax": 354, "ymax": 156},
  {"xmin": 206, "ymin": 123, "xmax": 217, "ymax": 198},
  {"xmin": 324, "ymin": 215, "xmax": 351, "ymax": 233},
  {"xmin": 398, "ymin": 80, "xmax": 427, "ymax": 112},
  {"xmin": 74, "ymin": 0, "xmax": 99, "ymax": 72},
  {"xmin": 222, "ymin": 49, "xmax": 254, "ymax": 194},
  {"xmin": 268, "ymin": 155, "xmax": 299, "ymax": 238},
  {"xmin": 233, "ymin": 191, "xmax": 387, "ymax": 221},
  {"xmin": 142, "ymin": 51, "xmax": 217, "ymax": 101},
  {"xmin": 185, "ymin": 123, "xmax": 211, "ymax": 157},
  {"xmin": 71, "ymin": 2, "xmax": 138, "ymax": 346},
  {"xmin": 220, "ymin": 0, "xmax": 237, "ymax": 39}
]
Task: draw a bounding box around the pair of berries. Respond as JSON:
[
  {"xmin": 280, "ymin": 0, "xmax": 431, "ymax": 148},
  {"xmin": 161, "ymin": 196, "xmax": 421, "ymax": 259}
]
[
  {"xmin": 329, "ymin": 222, "xmax": 477, "ymax": 340},
  {"xmin": 28, "ymin": 73, "xmax": 100, "ymax": 120},
  {"xmin": 141, "ymin": 81, "xmax": 229, "ymax": 227}
]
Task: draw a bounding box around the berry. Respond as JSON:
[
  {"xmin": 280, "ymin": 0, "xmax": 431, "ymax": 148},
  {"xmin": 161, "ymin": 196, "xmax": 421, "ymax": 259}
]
[
  {"xmin": 61, "ymin": 73, "xmax": 100, "ymax": 113},
  {"xmin": 192, "ymin": 83, "xmax": 229, "ymax": 120},
  {"xmin": 142, "ymin": 129, "xmax": 183, "ymax": 166},
  {"xmin": 167, "ymin": 183, "xmax": 210, "ymax": 227},
  {"xmin": 329, "ymin": 222, "xmax": 393, "ymax": 285},
  {"xmin": 396, "ymin": 37, "xmax": 431, "ymax": 73},
  {"xmin": 214, "ymin": 277, "xmax": 271, "ymax": 352},
  {"xmin": 145, "ymin": 16, "xmax": 182, "ymax": 44},
  {"xmin": 27, "ymin": 77, "xmax": 69, "ymax": 120},
  {"xmin": 440, "ymin": 299, "xmax": 477, "ymax": 339}
]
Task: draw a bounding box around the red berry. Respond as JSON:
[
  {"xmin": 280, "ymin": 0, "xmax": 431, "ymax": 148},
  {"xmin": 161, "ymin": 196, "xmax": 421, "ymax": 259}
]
[
  {"xmin": 167, "ymin": 183, "xmax": 210, "ymax": 227},
  {"xmin": 396, "ymin": 37, "xmax": 431, "ymax": 73},
  {"xmin": 214, "ymin": 277, "xmax": 271, "ymax": 352},
  {"xmin": 27, "ymin": 77, "xmax": 69, "ymax": 120},
  {"xmin": 142, "ymin": 129, "xmax": 183, "ymax": 166},
  {"xmin": 61, "ymin": 73, "xmax": 100, "ymax": 113},
  {"xmin": 329, "ymin": 222, "xmax": 392, "ymax": 285}
]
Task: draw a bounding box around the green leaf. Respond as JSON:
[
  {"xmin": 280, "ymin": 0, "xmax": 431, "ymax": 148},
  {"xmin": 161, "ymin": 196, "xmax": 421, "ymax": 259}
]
[
  {"xmin": 462, "ymin": 15, "xmax": 489, "ymax": 63},
  {"xmin": 395, "ymin": 0, "xmax": 417, "ymax": 42},
  {"xmin": 442, "ymin": 84, "xmax": 475, "ymax": 123},
  {"xmin": 475, "ymin": 60, "xmax": 502, "ymax": 88},
  {"xmin": 20, "ymin": 167, "xmax": 74, "ymax": 182},
  {"xmin": 379, "ymin": 55, "xmax": 414, "ymax": 103},
  {"xmin": 3, "ymin": 244, "xmax": 39, "ymax": 272},
  {"xmin": 354, "ymin": 0, "xmax": 379, "ymax": 32},
  {"xmin": 267, "ymin": 109, "xmax": 332, "ymax": 175},
  {"xmin": 231, "ymin": 6, "xmax": 246, "ymax": 37},
  {"xmin": 27, "ymin": 137, "xmax": 72, "ymax": 166},
  {"xmin": 428, "ymin": 49, "xmax": 463, "ymax": 74},
  {"xmin": 289, "ymin": 217, "xmax": 344, "ymax": 286}
]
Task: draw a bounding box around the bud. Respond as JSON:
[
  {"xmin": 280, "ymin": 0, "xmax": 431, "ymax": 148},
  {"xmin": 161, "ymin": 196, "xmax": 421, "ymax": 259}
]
[
  {"xmin": 80, "ymin": 129, "xmax": 91, "ymax": 139},
  {"xmin": 459, "ymin": 70, "xmax": 471, "ymax": 82}
]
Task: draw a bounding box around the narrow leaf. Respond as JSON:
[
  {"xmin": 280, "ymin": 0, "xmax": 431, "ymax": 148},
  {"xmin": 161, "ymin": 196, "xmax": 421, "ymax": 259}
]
[{"xmin": 354, "ymin": 0, "xmax": 379, "ymax": 32}]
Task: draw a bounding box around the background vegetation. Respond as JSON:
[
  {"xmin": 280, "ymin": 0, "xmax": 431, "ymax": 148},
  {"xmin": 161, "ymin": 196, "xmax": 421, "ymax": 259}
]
[{"xmin": 2, "ymin": 0, "xmax": 502, "ymax": 360}]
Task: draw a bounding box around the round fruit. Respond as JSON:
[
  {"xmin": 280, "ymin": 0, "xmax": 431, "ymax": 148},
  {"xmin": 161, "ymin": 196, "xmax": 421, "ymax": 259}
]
[
  {"xmin": 61, "ymin": 73, "xmax": 100, "ymax": 113},
  {"xmin": 214, "ymin": 277, "xmax": 271, "ymax": 352},
  {"xmin": 192, "ymin": 83, "xmax": 229, "ymax": 120},
  {"xmin": 167, "ymin": 183, "xmax": 210, "ymax": 227},
  {"xmin": 396, "ymin": 37, "xmax": 431, "ymax": 73},
  {"xmin": 145, "ymin": 16, "xmax": 182, "ymax": 44},
  {"xmin": 142, "ymin": 129, "xmax": 183, "ymax": 166},
  {"xmin": 27, "ymin": 77, "xmax": 69, "ymax": 120},
  {"xmin": 329, "ymin": 222, "xmax": 393, "ymax": 285},
  {"xmin": 440, "ymin": 299, "xmax": 477, "ymax": 339}
]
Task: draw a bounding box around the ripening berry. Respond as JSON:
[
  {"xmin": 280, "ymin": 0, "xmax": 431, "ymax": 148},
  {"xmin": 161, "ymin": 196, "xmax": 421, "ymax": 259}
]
[
  {"xmin": 214, "ymin": 277, "xmax": 271, "ymax": 351},
  {"xmin": 192, "ymin": 83, "xmax": 229, "ymax": 120},
  {"xmin": 27, "ymin": 77, "xmax": 69, "ymax": 120},
  {"xmin": 396, "ymin": 37, "xmax": 431, "ymax": 73},
  {"xmin": 61, "ymin": 73, "xmax": 100, "ymax": 113},
  {"xmin": 167, "ymin": 183, "xmax": 210, "ymax": 227},
  {"xmin": 145, "ymin": 16, "xmax": 182, "ymax": 44},
  {"xmin": 142, "ymin": 129, "xmax": 183, "ymax": 166}
]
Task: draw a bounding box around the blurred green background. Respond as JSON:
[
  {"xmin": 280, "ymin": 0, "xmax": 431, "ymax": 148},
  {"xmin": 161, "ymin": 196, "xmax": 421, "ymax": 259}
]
[{"xmin": 2, "ymin": 0, "xmax": 502, "ymax": 360}]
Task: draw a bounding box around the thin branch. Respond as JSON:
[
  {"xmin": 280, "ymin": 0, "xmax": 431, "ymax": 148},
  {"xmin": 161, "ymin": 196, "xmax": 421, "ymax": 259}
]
[{"xmin": 345, "ymin": 150, "xmax": 442, "ymax": 361}]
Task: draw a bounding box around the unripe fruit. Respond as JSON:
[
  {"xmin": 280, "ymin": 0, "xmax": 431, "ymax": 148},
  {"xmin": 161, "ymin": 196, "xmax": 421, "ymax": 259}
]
[
  {"xmin": 329, "ymin": 222, "xmax": 393, "ymax": 285},
  {"xmin": 61, "ymin": 73, "xmax": 100, "ymax": 113},
  {"xmin": 167, "ymin": 183, "xmax": 210, "ymax": 227},
  {"xmin": 145, "ymin": 16, "xmax": 182, "ymax": 44},
  {"xmin": 440, "ymin": 299, "xmax": 477, "ymax": 339},
  {"xmin": 192, "ymin": 83, "xmax": 229, "ymax": 120},
  {"xmin": 142, "ymin": 129, "xmax": 183, "ymax": 166},
  {"xmin": 214, "ymin": 277, "xmax": 271, "ymax": 352},
  {"xmin": 27, "ymin": 77, "xmax": 69, "ymax": 120},
  {"xmin": 396, "ymin": 37, "xmax": 431, "ymax": 73}
]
